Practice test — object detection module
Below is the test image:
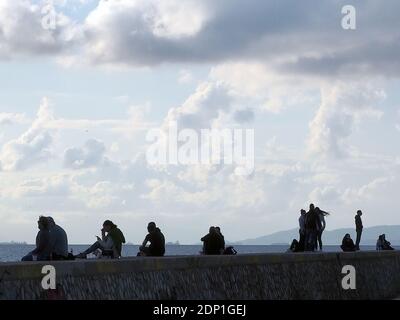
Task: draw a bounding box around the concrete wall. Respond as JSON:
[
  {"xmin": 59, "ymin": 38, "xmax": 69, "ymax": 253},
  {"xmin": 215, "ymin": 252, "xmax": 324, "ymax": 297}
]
[{"xmin": 1, "ymin": 251, "xmax": 399, "ymax": 300}]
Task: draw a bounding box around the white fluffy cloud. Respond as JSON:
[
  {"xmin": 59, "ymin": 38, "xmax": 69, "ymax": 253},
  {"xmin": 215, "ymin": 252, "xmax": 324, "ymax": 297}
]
[
  {"xmin": 64, "ymin": 139, "xmax": 106, "ymax": 169},
  {"xmin": 0, "ymin": 0, "xmax": 80, "ymax": 58},
  {"xmin": 308, "ymin": 82, "xmax": 385, "ymax": 158},
  {"xmin": 0, "ymin": 98, "xmax": 55, "ymax": 171},
  {"xmin": 0, "ymin": 113, "xmax": 29, "ymax": 126}
]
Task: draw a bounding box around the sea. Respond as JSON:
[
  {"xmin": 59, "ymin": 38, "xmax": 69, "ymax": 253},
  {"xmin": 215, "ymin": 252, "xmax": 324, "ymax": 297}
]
[{"xmin": 0, "ymin": 244, "xmax": 381, "ymax": 262}]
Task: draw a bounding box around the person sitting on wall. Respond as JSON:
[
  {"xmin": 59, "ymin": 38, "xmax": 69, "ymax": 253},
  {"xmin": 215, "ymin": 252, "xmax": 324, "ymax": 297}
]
[
  {"xmin": 47, "ymin": 216, "xmax": 69, "ymax": 261},
  {"xmin": 22, "ymin": 216, "xmax": 53, "ymax": 261},
  {"xmin": 138, "ymin": 222, "xmax": 166, "ymax": 257},
  {"xmin": 200, "ymin": 226, "xmax": 224, "ymax": 255},
  {"xmin": 287, "ymin": 239, "xmax": 301, "ymax": 253},
  {"xmin": 340, "ymin": 233, "xmax": 357, "ymax": 252},
  {"xmin": 76, "ymin": 220, "xmax": 126, "ymax": 259},
  {"xmin": 215, "ymin": 226, "xmax": 226, "ymax": 254},
  {"xmin": 376, "ymin": 234, "xmax": 395, "ymax": 251}
]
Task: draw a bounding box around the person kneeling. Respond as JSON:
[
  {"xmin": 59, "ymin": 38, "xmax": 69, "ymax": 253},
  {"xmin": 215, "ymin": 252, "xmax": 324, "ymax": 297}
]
[{"xmin": 76, "ymin": 220, "xmax": 125, "ymax": 259}]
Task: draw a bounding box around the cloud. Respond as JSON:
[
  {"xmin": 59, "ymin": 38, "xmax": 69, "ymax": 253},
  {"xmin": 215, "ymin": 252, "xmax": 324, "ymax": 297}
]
[
  {"xmin": 163, "ymin": 81, "xmax": 233, "ymax": 131},
  {"xmin": 74, "ymin": 0, "xmax": 400, "ymax": 79},
  {"xmin": 178, "ymin": 69, "xmax": 194, "ymax": 84},
  {"xmin": 64, "ymin": 139, "xmax": 106, "ymax": 169},
  {"xmin": 341, "ymin": 176, "xmax": 395, "ymax": 204},
  {"xmin": 0, "ymin": 113, "xmax": 29, "ymax": 126},
  {"xmin": 0, "ymin": 98, "xmax": 55, "ymax": 171},
  {"xmin": 307, "ymin": 82, "xmax": 385, "ymax": 159},
  {"xmin": 1, "ymin": 1, "xmax": 399, "ymax": 80},
  {"xmin": 0, "ymin": 0, "xmax": 81, "ymax": 58}
]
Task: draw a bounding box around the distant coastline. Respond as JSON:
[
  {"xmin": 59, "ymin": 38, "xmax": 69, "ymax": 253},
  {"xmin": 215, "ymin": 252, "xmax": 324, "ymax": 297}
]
[{"xmin": 0, "ymin": 241, "xmax": 27, "ymax": 245}]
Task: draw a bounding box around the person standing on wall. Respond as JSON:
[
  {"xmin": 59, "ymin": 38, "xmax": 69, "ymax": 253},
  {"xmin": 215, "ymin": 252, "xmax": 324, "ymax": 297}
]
[{"xmin": 355, "ymin": 210, "xmax": 363, "ymax": 250}]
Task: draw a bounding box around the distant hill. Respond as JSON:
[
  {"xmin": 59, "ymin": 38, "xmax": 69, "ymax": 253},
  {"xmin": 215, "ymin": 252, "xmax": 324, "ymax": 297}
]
[{"xmin": 235, "ymin": 225, "xmax": 400, "ymax": 245}]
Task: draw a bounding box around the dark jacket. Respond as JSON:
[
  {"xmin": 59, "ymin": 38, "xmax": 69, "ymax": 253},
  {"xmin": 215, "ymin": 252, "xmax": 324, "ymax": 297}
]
[
  {"xmin": 341, "ymin": 237, "xmax": 356, "ymax": 252},
  {"xmin": 201, "ymin": 232, "xmax": 224, "ymax": 255},
  {"xmin": 31, "ymin": 229, "xmax": 53, "ymax": 260},
  {"xmin": 355, "ymin": 215, "xmax": 363, "ymax": 230},
  {"xmin": 305, "ymin": 209, "xmax": 321, "ymax": 231},
  {"xmin": 108, "ymin": 227, "xmax": 126, "ymax": 257},
  {"xmin": 145, "ymin": 228, "xmax": 165, "ymax": 256}
]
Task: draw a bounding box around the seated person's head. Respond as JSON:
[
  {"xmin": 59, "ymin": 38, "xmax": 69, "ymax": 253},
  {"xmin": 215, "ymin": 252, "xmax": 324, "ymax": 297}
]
[
  {"xmin": 38, "ymin": 216, "xmax": 49, "ymax": 230},
  {"xmin": 47, "ymin": 216, "xmax": 56, "ymax": 227},
  {"xmin": 103, "ymin": 220, "xmax": 115, "ymax": 232},
  {"xmin": 147, "ymin": 222, "xmax": 156, "ymax": 233}
]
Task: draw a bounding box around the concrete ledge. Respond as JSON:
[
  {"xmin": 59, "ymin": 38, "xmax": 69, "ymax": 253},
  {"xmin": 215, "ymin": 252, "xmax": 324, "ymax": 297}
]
[{"xmin": 1, "ymin": 251, "xmax": 399, "ymax": 300}]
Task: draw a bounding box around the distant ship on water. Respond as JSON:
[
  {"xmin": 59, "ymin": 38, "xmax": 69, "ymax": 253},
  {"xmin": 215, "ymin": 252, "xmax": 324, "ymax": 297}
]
[{"xmin": 166, "ymin": 241, "xmax": 181, "ymax": 246}]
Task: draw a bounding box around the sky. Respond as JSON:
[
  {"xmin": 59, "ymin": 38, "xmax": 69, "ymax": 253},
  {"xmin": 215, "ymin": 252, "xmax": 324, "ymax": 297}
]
[{"xmin": 1, "ymin": 0, "xmax": 400, "ymax": 244}]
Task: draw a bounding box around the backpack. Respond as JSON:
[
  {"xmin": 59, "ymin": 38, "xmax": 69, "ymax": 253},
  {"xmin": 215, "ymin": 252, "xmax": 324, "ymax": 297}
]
[{"xmin": 223, "ymin": 246, "xmax": 237, "ymax": 255}]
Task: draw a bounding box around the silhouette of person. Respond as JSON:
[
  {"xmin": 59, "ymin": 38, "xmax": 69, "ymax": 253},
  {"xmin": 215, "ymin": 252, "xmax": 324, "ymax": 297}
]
[
  {"xmin": 298, "ymin": 209, "xmax": 306, "ymax": 251},
  {"xmin": 76, "ymin": 220, "xmax": 125, "ymax": 259},
  {"xmin": 47, "ymin": 217, "xmax": 69, "ymax": 260},
  {"xmin": 138, "ymin": 222, "xmax": 166, "ymax": 257},
  {"xmin": 355, "ymin": 210, "xmax": 363, "ymax": 250},
  {"xmin": 305, "ymin": 204, "xmax": 320, "ymax": 251},
  {"xmin": 215, "ymin": 226, "xmax": 225, "ymax": 254},
  {"xmin": 287, "ymin": 239, "xmax": 301, "ymax": 253},
  {"xmin": 201, "ymin": 227, "xmax": 224, "ymax": 255},
  {"xmin": 22, "ymin": 216, "xmax": 53, "ymax": 261},
  {"xmin": 341, "ymin": 233, "xmax": 356, "ymax": 252},
  {"xmin": 316, "ymin": 207, "xmax": 329, "ymax": 251},
  {"xmin": 376, "ymin": 234, "xmax": 394, "ymax": 251}
]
